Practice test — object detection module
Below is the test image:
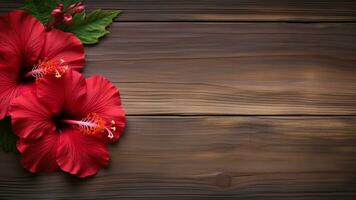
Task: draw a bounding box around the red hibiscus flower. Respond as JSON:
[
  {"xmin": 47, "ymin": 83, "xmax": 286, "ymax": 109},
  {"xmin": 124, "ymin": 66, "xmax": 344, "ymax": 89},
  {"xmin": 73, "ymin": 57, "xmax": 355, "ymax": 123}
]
[
  {"xmin": 0, "ymin": 10, "xmax": 84, "ymax": 119},
  {"xmin": 9, "ymin": 70, "xmax": 125, "ymax": 177}
]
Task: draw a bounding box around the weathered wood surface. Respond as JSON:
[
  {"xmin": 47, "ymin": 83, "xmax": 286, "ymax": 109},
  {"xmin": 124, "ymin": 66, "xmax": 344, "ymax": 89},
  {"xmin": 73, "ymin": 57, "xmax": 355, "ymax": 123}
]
[
  {"xmin": 1, "ymin": 117, "xmax": 356, "ymax": 199},
  {"xmin": 1, "ymin": 0, "xmax": 356, "ymax": 199},
  {"xmin": 85, "ymin": 23, "xmax": 356, "ymax": 115},
  {"xmin": 2, "ymin": 0, "xmax": 356, "ymax": 22}
]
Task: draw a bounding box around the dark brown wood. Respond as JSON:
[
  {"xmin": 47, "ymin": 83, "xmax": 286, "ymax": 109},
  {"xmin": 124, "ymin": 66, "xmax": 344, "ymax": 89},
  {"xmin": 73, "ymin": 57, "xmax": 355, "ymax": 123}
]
[
  {"xmin": 2, "ymin": 0, "xmax": 356, "ymax": 22},
  {"xmin": 85, "ymin": 22, "xmax": 356, "ymax": 115},
  {"xmin": 0, "ymin": 116, "xmax": 356, "ymax": 199},
  {"xmin": 1, "ymin": 1, "xmax": 356, "ymax": 199}
]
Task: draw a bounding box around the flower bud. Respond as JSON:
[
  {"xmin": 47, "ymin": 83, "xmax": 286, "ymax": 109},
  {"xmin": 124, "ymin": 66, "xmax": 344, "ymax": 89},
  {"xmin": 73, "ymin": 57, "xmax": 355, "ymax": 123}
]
[
  {"xmin": 51, "ymin": 8, "xmax": 62, "ymax": 17},
  {"xmin": 76, "ymin": 2, "xmax": 84, "ymax": 7},
  {"xmin": 67, "ymin": 3, "xmax": 77, "ymax": 11},
  {"xmin": 74, "ymin": 5, "xmax": 85, "ymax": 13},
  {"xmin": 63, "ymin": 14, "xmax": 73, "ymax": 25},
  {"xmin": 57, "ymin": 3, "xmax": 64, "ymax": 9}
]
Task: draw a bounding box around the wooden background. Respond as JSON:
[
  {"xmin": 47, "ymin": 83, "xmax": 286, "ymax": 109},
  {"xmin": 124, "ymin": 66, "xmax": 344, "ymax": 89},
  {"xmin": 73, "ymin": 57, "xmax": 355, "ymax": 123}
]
[{"xmin": 1, "ymin": 0, "xmax": 356, "ymax": 199}]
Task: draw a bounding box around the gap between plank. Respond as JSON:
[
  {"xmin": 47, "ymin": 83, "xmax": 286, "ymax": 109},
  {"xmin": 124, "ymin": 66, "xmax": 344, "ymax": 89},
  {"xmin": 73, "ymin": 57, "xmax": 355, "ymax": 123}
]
[
  {"xmin": 126, "ymin": 114, "xmax": 356, "ymax": 117},
  {"xmin": 114, "ymin": 20, "xmax": 356, "ymax": 24}
]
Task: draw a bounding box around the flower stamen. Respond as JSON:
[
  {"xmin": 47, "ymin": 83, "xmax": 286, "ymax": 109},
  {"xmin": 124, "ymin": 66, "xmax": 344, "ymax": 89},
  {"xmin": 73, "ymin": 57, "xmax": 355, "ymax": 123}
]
[
  {"xmin": 62, "ymin": 113, "xmax": 116, "ymax": 139},
  {"xmin": 26, "ymin": 58, "xmax": 68, "ymax": 79}
]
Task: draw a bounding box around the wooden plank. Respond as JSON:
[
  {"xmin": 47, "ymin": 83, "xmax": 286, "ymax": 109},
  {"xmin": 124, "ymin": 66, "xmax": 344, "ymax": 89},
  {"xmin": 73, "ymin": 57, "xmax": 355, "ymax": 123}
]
[
  {"xmin": 84, "ymin": 22, "xmax": 356, "ymax": 115},
  {"xmin": 0, "ymin": 116, "xmax": 356, "ymax": 199},
  {"xmin": 2, "ymin": 0, "xmax": 356, "ymax": 22}
]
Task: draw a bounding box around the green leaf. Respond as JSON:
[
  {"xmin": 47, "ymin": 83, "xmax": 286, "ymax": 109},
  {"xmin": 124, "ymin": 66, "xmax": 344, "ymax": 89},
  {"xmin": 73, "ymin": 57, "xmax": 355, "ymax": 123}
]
[
  {"xmin": 0, "ymin": 118, "xmax": 18, "ymax": 153},
  {"xmin": 23, "ymin": 0, "xmax": 80, "ymax": 24},
  {"xmin": 23, "ymin": 0, "xmax": 57, "ymax": 24},
  {"xmin": 60, "ymin": 9, "xmax": 120, "ymax": 44}
]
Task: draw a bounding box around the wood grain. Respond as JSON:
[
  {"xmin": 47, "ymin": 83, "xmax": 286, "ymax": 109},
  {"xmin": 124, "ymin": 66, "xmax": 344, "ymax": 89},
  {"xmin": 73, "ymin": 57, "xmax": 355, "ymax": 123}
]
[
  {"xmin": 1, "ymin": 1, "xmax": 356, "ymax": 199},
  {"xmin": 85, "ymin": 22, "xmax": 356, "ymax": 115},
  {"xmin": 0, "ymin": 116, "xmax": 356, "ymax": 199},
  {"xmin": 2, "ymin": 0, "xmax": 356, "ymax": 22}
]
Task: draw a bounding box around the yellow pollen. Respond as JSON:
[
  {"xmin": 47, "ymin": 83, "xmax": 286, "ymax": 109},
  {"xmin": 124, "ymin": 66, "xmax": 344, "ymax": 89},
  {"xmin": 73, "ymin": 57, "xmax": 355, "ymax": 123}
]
[{"xmin": 55, "ymin": 70, "xmax": 62, "ymax": 78}]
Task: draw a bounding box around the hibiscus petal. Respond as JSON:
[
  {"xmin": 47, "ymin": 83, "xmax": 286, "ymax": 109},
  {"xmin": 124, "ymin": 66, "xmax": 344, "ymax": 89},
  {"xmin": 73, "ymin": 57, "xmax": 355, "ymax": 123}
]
[
  {"xmin": 0, "ymin": 10, "xmax": 45, "ymax": 70},
  {"xmin": 17, "ymin": 132, "xmax": 59, "ymax": 173},
  {"xmin": 81, "ymin": 76, "xmax": 126, "ymax": 142},
  {"xmin": 56, "ymin": 128, "xmax": 109, "ymax": 178},
  {"xmin": 43, "ymin": 29, "xmax": 85, "ymax": 71},
  {"xmin": 0, "ymin": 68, "xmax": 19, "ymax": 119},
  {"xmin": 36, "ymin": 70, "xmax": 87, "ymax": 116},
  {"xmin": 9, "ymin": 91, "xmax": 56, "ymax": 140},
  {"xmin": 0, "ymin": 59, "xmax": 37, "ymax": 119},
  {"xmin": 17, "ymin": 139, "xmax": 29, "ymax": 153},
  {"xmin": 0, "ymin": 10, "xmax": 46, "ymax": 118},
  {"xmin": 0, "ymin": 62, "xmax": 37, "ymax": 119}
]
